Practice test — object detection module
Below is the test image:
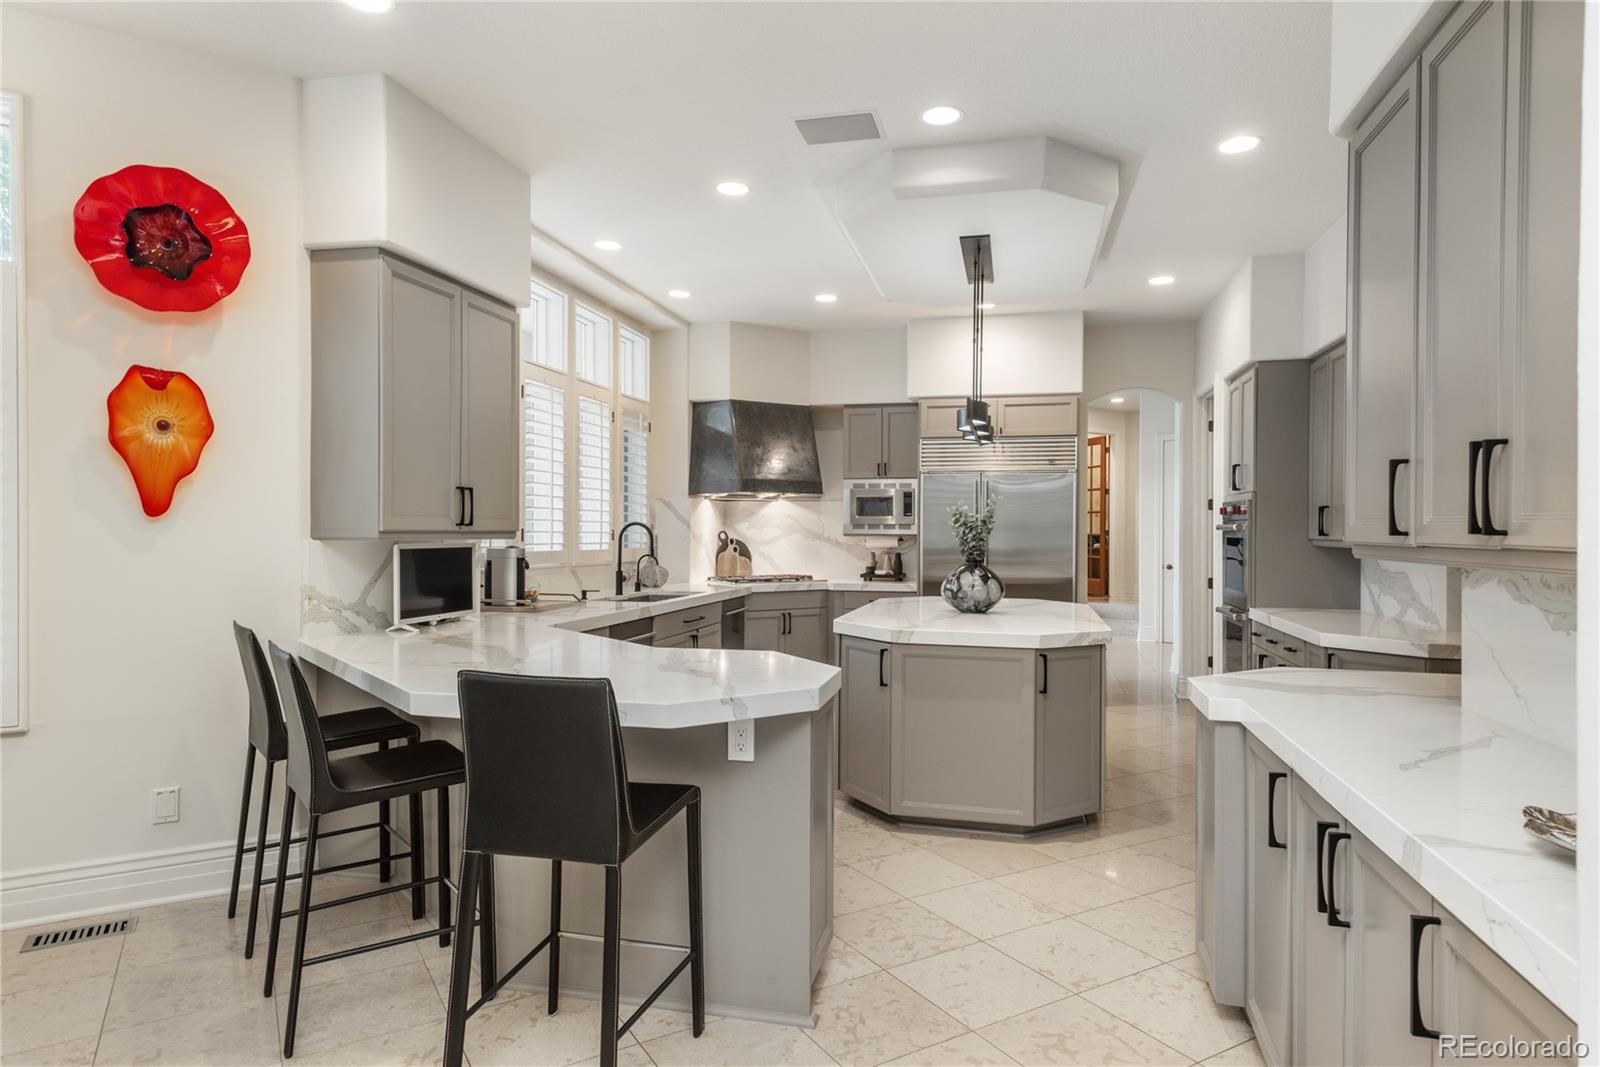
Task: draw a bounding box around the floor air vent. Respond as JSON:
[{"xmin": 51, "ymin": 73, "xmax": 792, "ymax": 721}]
[{"xmin": 19, "ymin": 917, "xmax": 134, "ymax": 953}]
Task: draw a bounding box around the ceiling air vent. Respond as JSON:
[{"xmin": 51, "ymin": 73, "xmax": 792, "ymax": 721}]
[
  {"xmin": 19, "ymin": 917, "xmax": 135, "ymax": 952},
  {"xmin": 794, "ymin": 111, "xmax": 882, "ymax": 146}
]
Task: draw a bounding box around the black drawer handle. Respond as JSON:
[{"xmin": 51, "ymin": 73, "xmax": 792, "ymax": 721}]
[
  {"xmin": 1250, "ymin": 630, "xmax": 1262, "ymax": 638},
  {"xmin": 1266, "ymin": 772, "xmax": 1287, "ymax": 849},
  {"xmin": 1314, "ymin": 821, "xmax": 1338, "ymax": 914},
  {"xmin": 1283, "ymin": 645, "xmax": 1299, "ymax": 654},
  {"xmin": 1326, "ymin": 831, "xmax": 1351, "ymax": 928},
  {"xmin": 1410, "ymin": 914, "xmax": 1442, "ymax": 1037},
  {"xmin": 681, "ymin": 616, "xmax": 706, "ymax": 625},
  {"xmin": 1388, "ymin": 458, "xmax": 1409, "ymax": 537},
  {"xmin": 1265, "ymin": 638, "xmax": 1279, "ymax": 646},
  {"xmin": 1230, "ymin": 462, "xmax": 1242, "ymax": 491},
  {"xmin": 1316, "ymin": 504, "xmax": 1329, "ymax": 538},
  {"xmin": 1038, "ymin": 653, "xmax": 1048, "ymax": 695},
  {"xmin": 878, "ymin": 647, "xmax": 887, "ymax": 687},
  {"xmin": 1480, "ymin": 438, "xmax": 1507, "ymax": 537}
]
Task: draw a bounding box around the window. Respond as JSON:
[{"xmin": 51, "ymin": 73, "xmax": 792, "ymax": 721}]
[
  {"xmin": 573, "ymin": 302, "xmax": 612, "ymax": 387},
  {"xmin": 521, "ymin": 379, "xmax": 565, "ymax": 555},
  {"xmin": 1, "ymin": 92, "xmax": 23, "ymax": 732},
  {"xmin": 621, "ymin": 410, "xmax": 649, "ymax": 548},
  {"xmin": 619, "ymin": 325, "xmax": 650, "ymax": 401},
  {"xmin": 576, "ymin": 395, "xmax": 612, "ymax": 551},
  {"xmin": 522, "ymin": 279, "xmax": 565, "ymax": 371}
]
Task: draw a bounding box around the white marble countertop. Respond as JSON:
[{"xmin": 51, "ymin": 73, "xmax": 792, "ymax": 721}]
[
  {"xmin": 1190, "ymin": 669, "xmax": 1577, "ymax": 1019},
  {"xmin": 832, "ymin": 596, "xmax": 1113, "ymax": 649},
  {"xmin": 299, "ymin": 583, "xmax": 841, "ymax": 728},
  {"xmin": 1249, "ymin": 607, "xmax": 1461, "ymax": 659}
]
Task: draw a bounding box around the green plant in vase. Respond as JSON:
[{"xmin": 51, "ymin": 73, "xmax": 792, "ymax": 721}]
[{"xmin": 942, "ymin": 501, "xmax": 1006, "ymax": 613}]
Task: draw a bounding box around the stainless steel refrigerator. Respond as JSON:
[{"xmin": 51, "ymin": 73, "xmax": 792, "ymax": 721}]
[{"xmin": 919, "ymin": 470, "xmax": 1078, "ymax": 601}]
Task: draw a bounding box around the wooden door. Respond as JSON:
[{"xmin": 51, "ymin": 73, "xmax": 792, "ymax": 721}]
[
  {"xmin": 1346, "ymin": 64, "xmax": 1420, "ymax": 545},
  {"xmin": 459, "ymin": 290, "xmax": 520, "ymax": 535},
  {"xmin": 380, "ymin": 256, "xmax": 462, "ymax": 532},
  {"xmin": 842, "ymin": 407, "xmax": 885, "ymax": 478},
  {"xmin": 882, "ymin": 406, "xmax": 921, "ymax": 478},
  {"xmin": 1085, "ymin": 434, "xmax": 1109, "ymax": 599}
]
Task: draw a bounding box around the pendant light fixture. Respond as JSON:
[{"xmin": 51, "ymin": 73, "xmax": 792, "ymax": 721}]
[{"xmin": 957, "ymin": 234, "xmax": 995, "ymax": 443}]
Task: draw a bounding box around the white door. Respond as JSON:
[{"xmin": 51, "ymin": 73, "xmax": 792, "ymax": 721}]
[{"xmin": 1160, "ymin": 435, "xmax": 1177, "ymax": 643}]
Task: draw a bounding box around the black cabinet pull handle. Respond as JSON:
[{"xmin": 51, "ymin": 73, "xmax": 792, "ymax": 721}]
[
  {"xmin": 1283, "ymin": 645, "xmax": 1299, "ymax": 654},
  {"xmin": 1038, "ymin": 653, "xmax": 1048, "ymax": 695},
  {"xmin": 1387, "ymin": 459, "xmax": 1410, "ymax": 537},
  {"xmin": 465, "ymin": 486, "xmax": 475, "ymax": 527},
  {"xmin": 1316, "ymin": 504, "xmax": 1329, "ymax": 538},
  {"xmin": 1314, "ymin": 821, "xmax": 1338, "ymax": 914},
  {"xmin": 690, "ymin": 633, "xmax": 699, "ymax": 649},
  {"xmin": 1250, "ymin": 630, "xmax": 1262, "ymax": 638},
  {"xmin": 1266, "ymin": 772, "xmax": 1287, "ymax": 849},
  {"xmin": 1480, "ymin": 438, "xmax": 1508, "ymax": 537},
  {"xmin": 1230, "ymin": 463, "xmax": 1242, "ymax": 491},
  {"xmin": 878, "ymin": 647, "xmax": 888, "ymax": 687},
  {"xmin": 455, "ymin": 486, "xmax": 467, "ymax": 527},
  {"xmin": 1265, "ymin": 638, "xmax": 1279, "ymax": 646},
  {"xmin": 681, "ymin": 616, "xmax": 706, "ymax": 625},
  {"xmin": 1257, "ymin": 653, "xmax": 1269, "ymax": 669},
  {"xmin": 1409, "ymin": 914, "xmax": 1442, "ymax": 1038},
  {"xmin": 1467, "ymin": 440, "xmax": 1484, "ymax": 535},
  {"xmin": 1326, "ymin": 831, "xmax": 1351, "ymax": 928}
]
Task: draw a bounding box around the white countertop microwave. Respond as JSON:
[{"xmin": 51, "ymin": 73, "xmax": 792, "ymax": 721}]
[{"xmin": 844, "ymin": 479, "xmax": 918, "ymax": 536}]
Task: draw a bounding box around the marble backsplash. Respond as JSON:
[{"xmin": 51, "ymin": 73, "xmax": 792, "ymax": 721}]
[
  {"xmin": 1460, "ymin": 566, "xmax": 1577, "ymax": 752},
  {"xmin": 1360, "ymin": 559, "xmax": 1460, "ymax": 630},
  {"xmin": 688, "ymin": 497, "xmax": 917, "ymax": 584}
]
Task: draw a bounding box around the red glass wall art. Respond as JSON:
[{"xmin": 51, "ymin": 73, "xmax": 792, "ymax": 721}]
[
  {"xmin": 74, "ymin": 165, "xmax": 250, "ymax": 313},
  {"xmin": 107, "ymin": 366, "xmax": 215, "ymax": 517}
]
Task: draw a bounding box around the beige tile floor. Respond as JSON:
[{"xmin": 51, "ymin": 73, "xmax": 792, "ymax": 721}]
[{"xmin": 0, "ymin": 636, "xmax": 1258, "ymax": 1066}]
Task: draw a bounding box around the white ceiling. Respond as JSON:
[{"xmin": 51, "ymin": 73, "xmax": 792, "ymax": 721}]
[{"xmin": 27, "ymin": 2, "xmax": 1347, "ymax": 330}]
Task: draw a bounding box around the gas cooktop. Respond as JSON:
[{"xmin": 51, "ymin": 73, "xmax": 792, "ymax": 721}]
[{"xmin": 713, "ymin": 574, "xmax": 815, "ymax": 584}]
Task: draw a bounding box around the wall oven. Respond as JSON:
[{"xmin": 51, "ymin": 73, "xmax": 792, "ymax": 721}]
[
  {"xmin": 844, "ymin": 480, "xmax": 918, "ymax": 535},
  {"xmin": 1215, "ymin": 497, "xmax": 1251, "ymax": 672}
]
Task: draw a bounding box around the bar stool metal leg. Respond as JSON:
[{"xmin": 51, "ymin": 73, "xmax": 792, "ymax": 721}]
[
  {"xmin": 377, "ymin": 739, "xmax": 392, "ymax": 883},
  {"xmin": 479, "ymin": 855, "xmax": 497, "ymax": 1001},
  {"xmin": 264, "ymin": 787, "xmax": 296, "ymax": 998},
  {"xmin": 687, "ymin": 798, "xmax": 705, "ymax": 1035},
  {"xmin": 408, "ymin": 791, "xmax": 426, "ymax": 920},
  {"xmin": 282, "ymin": 812, "xmax": 321, "ymax": 1058},
  {"xmin": 437, "ymin": 786, "xmax": 453, "ymax": 948},
  {"xmin": 441, "ymin": 850, "xmax": 481, "ymax": 1067},
  {"xmin": 547, "ymin": 860, "xmax": 562, "ymax": 1016},
  {"xmin": 226, "ymin": 745, "xmax": 256, "ymax": 919},
  {"xmin": 243, "ymin": 756, "xmax": 276, "ymax": 959},
  {"xmin": 600, "ymin": 865, "xmax": 621, "ymax": 1067}
]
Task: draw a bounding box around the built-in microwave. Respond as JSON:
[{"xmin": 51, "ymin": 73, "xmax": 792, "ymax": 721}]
[{"xmin": 844, "ymin": 479, "xmax": 918, "ymax": 536}]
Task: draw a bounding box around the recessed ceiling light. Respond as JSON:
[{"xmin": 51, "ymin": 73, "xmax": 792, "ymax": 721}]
[
  {"xmin": 593, "ymin": 239, "xmax": 622, "ymax": 251},
  {"xmin": 1148, "ymin": 274, "xmax": 1176, "ymax": 286},
  {"xmin": 1217, "ymin": 134, "xmax": 1261, "ymax": 155},
  {"xmin": 978, "ymin": 302, "xmax": 995, "ymax": 310},
  {"xmin": 1109, "ymin": 396, "xmax": 1126, "ymax": 404},
  {"xmin": 814, "ymin": 293, "xmax": 838, "ymax": 304},
  {"xmin": 921, "ymin": 105, "xmax": 964, "ymax": 127},
  {"xmin": 343, "ymin": 0, "xmax": 394, "ymax": 12},
  {"xmin": 715, "ymin": 181, "xmax": 750, "ymax": 197},
  {"xmin": 667, "ymin": 289, "xmax": 691, "ymax": 299}
]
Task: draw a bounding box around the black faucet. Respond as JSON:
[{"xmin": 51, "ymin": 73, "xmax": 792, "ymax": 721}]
[{"xmin": 615, "ymin": 522, "xmax": 657, "ymax": 596}]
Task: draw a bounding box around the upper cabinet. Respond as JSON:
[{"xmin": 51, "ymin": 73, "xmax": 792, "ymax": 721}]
[
  {"xmin": 1346, "ymin": 0, "xmax": 1581, "ymax": 557},
  {"xmin": 843, "ymin": 405, "xmax": 919, "ymax": 479},
  {"xmin": 918, "ymin": 395, "xmax": 1079, "ymax": 440},
  {"xmin": 1224, "ymin": 368, "xmax": 1257, "ymax": 495},
  {"xmin": 1307, "ymin": 345, "xmax": 1347, "ymax": 541},
  {"xmin": 311, "ymin": 249, "xmax": 520, "ymax": 539}
]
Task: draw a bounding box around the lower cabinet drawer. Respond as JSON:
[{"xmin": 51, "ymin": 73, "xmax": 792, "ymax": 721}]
[{"xmin": 653, "ymin": 602, "xmax": 721, "ymax": 641}]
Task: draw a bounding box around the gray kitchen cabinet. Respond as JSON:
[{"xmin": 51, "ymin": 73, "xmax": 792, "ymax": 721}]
[
  {"xmin": 653, "ymin": 602, "xmax": 722, "ymax": 644},
  {"xmin": 1342, "ymin": 829, "xmax": 1435, "ymax": 1067},
  {"xmin": 1224, "ymin": 368, "xmax": 1257, "ymax": 495},
  {"xmin": 1345, "ymin": 64, "xmax": 1420, "ymax": 547},
  {"xmin": 1245, "ymin": 734, "xmax": 1292, "ymax": 1065},
  {"xmin": 843, "ymin": 405, "xmax": 919, "ymax": 478},
  {"xmin": 691, "ymin": 622, "xmax": 721, "ymax": 649},
  {"xmin": 784, "ymin": 607, "xmax": 829, "ymax": 663},
  {"xmin": 745, "ymin": 592, "xmax": 829, "ymax": 662},
  {"xmin": 653, "ymin": 631, "xmax": 692, "ymax": 650},
  {"xmin": 1196, "ymin": 715, "xmax": 1248, "ymax": 1007},
  {"xmin": 1307, "ymin": 345, "xmax": 1347, "ymax": 542},
  {"xmin": 310, "ymin": 248, "xmax": 520, "ymax": 538},
  {"xmin": 744, "ymin": 608, "xmax": 786, "ymax": 654},
  {"xmin": 1033, "ymin": 647, "xmax": 1103, "ymax": 824},
  {"xmin": 838, "ymin": 636, "xmax": 891, "ymax": 811},
  {"xmin": 919, "ymin": 397, "xmax": 968, "ymax": 439},
  {"xmin": 993, "ymin": 395, "xmax": 1078, "ymax": 437},
  {"xmin": 1289, "ymin": 778, "xmax": 1345, "ymax": 1066},
  {"xmin": 1431, "ymin": 905, "xmax": 1579, "ymax": 1061},
  {"xmin": 830, "ymin": 589, "xmax": 912, "ymax": 664}
]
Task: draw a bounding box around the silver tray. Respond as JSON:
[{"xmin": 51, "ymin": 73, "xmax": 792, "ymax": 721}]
[{"xmin": 1522, "ymin": 805, "xmax": 1576, "ymax": 854}]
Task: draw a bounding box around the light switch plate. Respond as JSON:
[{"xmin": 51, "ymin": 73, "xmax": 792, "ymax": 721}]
[
  {"xmin": 727, "ymin": 721, "xmax": 754, "ymax": 762},
  {"xmin": 151, "ymin": 786, "xmax": 180, "ymax": 824}
]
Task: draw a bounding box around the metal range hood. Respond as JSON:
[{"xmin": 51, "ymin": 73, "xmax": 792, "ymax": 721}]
[{"xmin": 690, "ymin": 400, "xmax": 823, "ymax": 498}]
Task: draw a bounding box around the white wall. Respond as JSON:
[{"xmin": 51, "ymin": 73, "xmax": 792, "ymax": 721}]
[
  {"xmin": 1195, "ymin": 253, "xmax": 1307, "ymax": 390},
  {"xmin": 809, "ymin": 327, "xmax": 908, "ymax": 406},
  {"xmin": 302, "ymin": 74, "xmax": 531, "ymax": 308},
  {"xmin": 687, "ymin": 321, "xmax": 810, "ymax": 403},
  {"xmin": 1329, "ymin": 0, "xmax": 1452, "ymax": 136},
  {"xmin": 1195, "ymin": 259, "xmax": 1254, "ymax": 390},
  {"xmin": 906, "ymin": 311, "xmax": 1083, "ymax": 397},
  {"xmin": 1, "ymin": 10, "xmax": 305, "ymax": 920},
  {"xmin": 1302, "ymin": 214, "xmax": 1348, "ymax": 355}
]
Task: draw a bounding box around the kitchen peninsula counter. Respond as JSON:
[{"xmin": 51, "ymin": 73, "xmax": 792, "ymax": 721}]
[{"xmin": 833, "ymin": 597, "xmax": 1110, "ymax": 831}]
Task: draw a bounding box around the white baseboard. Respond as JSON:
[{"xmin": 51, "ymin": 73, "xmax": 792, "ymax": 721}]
[
  {"xmin": 1177, "ymin": 676, "xmax": 1192, "ymax": 700},
  {"xmin": 1, "ymin": 838, "xmax": 304, "ymax": 931}
]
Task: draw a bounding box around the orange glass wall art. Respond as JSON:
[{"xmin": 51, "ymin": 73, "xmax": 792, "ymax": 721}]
[{"xmin": 107, "ymin": 366, "xmax": 215, "ymax": 517}]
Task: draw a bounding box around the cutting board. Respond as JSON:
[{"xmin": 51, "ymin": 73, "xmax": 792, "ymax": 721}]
[{"xmin": 715, "ymin": 532, "xmax": 753, "ymax": 577}]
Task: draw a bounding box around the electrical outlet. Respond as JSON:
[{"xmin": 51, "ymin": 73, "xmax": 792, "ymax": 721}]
[
  {"xmin": 727, "ymin": 721, "xmax": 754, "ymax": 762},
  {"xmin": 151, "ymin": 786, "xmax": 180, "ymax": 824}
]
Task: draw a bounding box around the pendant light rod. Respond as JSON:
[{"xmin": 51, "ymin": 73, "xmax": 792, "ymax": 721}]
[{"xmin": 958, "ymin": 234, "xmax": 995, "ymax": 443}]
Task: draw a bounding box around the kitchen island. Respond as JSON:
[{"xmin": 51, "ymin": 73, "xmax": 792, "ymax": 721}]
[
  {"xmin": 832, "ymin": 597, "xmax": 1111, "ymax": 831},
  {"xmin": 298, "ymin": 585, "xmax": 840, "ymax": 1026}
]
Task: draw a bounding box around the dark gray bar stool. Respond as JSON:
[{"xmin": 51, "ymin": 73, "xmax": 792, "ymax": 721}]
[
  {"xmin": 265, "ymin": 643, "xmax": 495, "ymax": 1059},
  {"xmin": 442, "ymin": 672, "xmax": 704, "ymax": 1067},
  {"xmin": 227, "ymin": 623, "xmax": 419, "ymax": 957}
]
